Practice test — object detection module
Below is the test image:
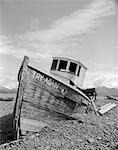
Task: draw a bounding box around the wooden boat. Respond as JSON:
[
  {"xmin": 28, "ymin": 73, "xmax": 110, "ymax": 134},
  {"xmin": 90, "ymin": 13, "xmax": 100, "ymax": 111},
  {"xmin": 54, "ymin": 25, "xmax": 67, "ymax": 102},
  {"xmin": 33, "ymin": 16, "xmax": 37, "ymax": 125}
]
[{"xmin": 13, "ymin": 56, "xmax": 91, "ymax": 139}]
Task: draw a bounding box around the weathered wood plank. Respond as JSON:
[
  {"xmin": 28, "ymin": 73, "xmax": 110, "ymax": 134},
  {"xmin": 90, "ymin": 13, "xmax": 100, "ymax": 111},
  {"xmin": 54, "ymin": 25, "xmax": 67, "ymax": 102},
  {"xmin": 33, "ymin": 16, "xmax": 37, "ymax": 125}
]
[
  {"xmin": 20, "ymin": 118, "xmax": 47, "ymax": 133},
  {"xmin": 91, "ymin": 98, "xmax": 99, "ymax": 116},
  {"xmin": 21, "ymin": 100, "xmax": 76, "ymax": 122},
  {"xmin": 13, "ymin": 56, "xmax": 29, "ymax": 139},
  {"xmin": 98, "ymin": 103, "xmax": 117, "ymax": 114}
]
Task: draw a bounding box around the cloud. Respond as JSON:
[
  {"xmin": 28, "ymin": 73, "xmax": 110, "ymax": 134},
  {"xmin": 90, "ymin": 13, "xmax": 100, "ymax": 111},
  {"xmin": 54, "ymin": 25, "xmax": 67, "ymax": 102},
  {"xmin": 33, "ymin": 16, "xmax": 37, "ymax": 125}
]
[
  {"xmin": 0, "ymin": 66, "xmax": 4, "ymax": 70},
  {"xmin": 93, "ymin": 75, "xmax": 118, "ymax": 88},
  {"xmin": 0, "ymin": 35, "xmax": 53, "ymax": 59},
  {"xmin": 84, "ymin": 71, "xmax": 118, "ymax": 88},
  {"xmin": 46, "ymin": 0, "xmax": 115, "ymax": 41},
  {"xmin": 0, "ymin": 73, "xmax": 18, "ymax": 89},
  {"xmin": 29, "ymin": 18, "xmax": 41, "ymax": 31},
  {"xmin": 0, "ymin": 0, "xmax": 116, "ymax": 89},
  {"xmin": 0, "ymin": 0, "xmax": 115, "ymax": 59}
]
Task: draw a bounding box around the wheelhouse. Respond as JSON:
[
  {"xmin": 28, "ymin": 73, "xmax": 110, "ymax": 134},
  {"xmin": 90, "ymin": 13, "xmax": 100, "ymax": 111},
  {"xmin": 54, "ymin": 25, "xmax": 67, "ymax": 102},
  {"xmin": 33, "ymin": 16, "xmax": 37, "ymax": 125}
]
[{"xmin": 50, "ymin": 57, "xmax": 87, "ymax": 88}]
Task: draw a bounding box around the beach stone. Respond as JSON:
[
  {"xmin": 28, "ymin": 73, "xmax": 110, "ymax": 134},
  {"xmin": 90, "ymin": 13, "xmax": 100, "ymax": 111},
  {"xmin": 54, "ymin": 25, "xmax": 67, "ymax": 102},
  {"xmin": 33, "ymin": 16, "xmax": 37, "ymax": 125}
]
[
  {"xmin": 77, "ymin": 139, "xmax": 83, "ymax": 142},
  {"xmin": 87, "ymin": 138, "xmax": 95, "ymax": 143},
  {"xmin": 97, "ymin": 136, "xmax": 102, "ymax": 140}
]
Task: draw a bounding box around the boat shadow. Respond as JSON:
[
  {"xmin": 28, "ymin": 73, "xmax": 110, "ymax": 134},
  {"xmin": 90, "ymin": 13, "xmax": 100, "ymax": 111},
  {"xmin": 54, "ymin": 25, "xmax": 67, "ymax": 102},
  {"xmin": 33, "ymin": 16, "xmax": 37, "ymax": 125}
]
[{"xmin": 0, "ymin": 113, "xmax": 15, "ymax": 145}]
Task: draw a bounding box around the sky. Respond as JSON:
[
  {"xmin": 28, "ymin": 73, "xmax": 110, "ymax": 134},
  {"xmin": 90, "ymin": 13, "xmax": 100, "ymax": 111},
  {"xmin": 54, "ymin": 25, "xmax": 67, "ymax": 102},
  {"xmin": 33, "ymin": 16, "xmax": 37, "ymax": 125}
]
[{"xmin": 0, "ymin": 0, "xmax": 118, "ymax": 89}]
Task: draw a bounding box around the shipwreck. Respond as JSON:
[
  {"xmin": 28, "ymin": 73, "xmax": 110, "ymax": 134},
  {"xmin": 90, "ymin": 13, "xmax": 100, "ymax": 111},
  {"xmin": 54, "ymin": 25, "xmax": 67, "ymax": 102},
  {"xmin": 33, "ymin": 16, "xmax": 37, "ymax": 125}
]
[{"xmin": 13, "ymin": 56, "xmax": 93, "ymax": 139}]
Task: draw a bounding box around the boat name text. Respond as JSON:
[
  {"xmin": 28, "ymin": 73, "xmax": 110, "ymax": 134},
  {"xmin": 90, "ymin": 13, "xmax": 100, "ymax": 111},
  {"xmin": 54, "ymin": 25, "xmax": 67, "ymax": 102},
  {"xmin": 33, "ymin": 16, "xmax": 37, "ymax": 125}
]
[{"xmin": 32, "ymin": 71, "xmax": 67, "ymax": 95}]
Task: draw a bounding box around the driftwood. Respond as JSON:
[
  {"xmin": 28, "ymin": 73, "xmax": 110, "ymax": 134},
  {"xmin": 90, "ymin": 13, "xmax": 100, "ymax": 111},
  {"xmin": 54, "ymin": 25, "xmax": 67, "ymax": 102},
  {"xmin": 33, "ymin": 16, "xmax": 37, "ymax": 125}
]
[
  {"xmin": 106, "ymin": 95, "xmax": 118, "ymax": 101},
  {"xmin": 98, "ymin": 103, "xmax": 117, "ymax": 114}
]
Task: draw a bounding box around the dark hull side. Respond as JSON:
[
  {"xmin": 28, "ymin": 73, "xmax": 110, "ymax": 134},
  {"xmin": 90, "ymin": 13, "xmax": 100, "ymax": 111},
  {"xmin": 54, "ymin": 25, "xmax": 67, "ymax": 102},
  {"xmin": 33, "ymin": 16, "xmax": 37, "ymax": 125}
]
[{"xmin": 13, "ymin": 56, "xmax": 90, "ymax": 138}]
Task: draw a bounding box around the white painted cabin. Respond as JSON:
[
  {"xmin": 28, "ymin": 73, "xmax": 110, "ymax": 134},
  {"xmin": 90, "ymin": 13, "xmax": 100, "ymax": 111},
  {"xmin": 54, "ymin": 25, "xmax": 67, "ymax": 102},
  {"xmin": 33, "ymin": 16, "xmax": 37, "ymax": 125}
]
[{"xmin": 50, "ymin": 57, "xmax": 87, "ymax": 88}]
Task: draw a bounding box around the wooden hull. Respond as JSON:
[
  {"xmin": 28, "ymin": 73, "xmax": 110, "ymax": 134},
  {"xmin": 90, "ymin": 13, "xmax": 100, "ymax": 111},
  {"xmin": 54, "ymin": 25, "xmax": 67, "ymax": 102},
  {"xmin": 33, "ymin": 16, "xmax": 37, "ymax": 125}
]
[{"xmin": 13, "ymin": 56, "xmax": 90, "ymax": 138}]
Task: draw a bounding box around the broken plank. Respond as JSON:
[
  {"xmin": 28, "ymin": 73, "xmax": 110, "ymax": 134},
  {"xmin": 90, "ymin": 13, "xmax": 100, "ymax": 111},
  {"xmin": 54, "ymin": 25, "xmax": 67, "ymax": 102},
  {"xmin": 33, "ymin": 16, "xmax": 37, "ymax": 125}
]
[
  {"xmin": 20, "ymin": 118, "xmax": 47, "ymax": 133},
  {"xmin": 98, "ymin": 103, "xmax": 117, "ymax": 114},
  {"xmin": 91, "ymin": 98, "xmax": 99, "ymax": 116}
]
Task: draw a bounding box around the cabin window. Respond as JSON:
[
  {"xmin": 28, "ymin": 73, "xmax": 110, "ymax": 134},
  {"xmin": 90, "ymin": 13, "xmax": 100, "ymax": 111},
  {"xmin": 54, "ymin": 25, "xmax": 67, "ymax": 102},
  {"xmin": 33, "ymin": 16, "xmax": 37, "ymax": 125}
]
[
  {"xmin": 68, "ymin": 62, "xmax": 77, "ymax": 74},
  {"xmin": 58, "ymin": 60, "xmax": 67, "ymax": 71},
  {"xmin": 51, "ymin": 59, "xmax": 58, "ymax": 70},
  {"xmin": 77, "ymin": 65, "xmax": 81, "ymax": 76}
]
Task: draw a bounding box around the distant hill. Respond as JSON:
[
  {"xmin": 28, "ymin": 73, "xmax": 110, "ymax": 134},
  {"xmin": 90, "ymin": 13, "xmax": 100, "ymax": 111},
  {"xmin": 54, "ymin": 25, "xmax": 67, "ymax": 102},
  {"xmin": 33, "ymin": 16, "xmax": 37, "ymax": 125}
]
[
  {"xmin": 96, "ymin": 86, "xmax": 118, "ymax": 97},
  {"xmin": 0, "ymin": 85, "xmax": 118, "ymax": 96},
  {"xmin": 0, "ymin": 86, "xmax": 17, "ymax": 93}
]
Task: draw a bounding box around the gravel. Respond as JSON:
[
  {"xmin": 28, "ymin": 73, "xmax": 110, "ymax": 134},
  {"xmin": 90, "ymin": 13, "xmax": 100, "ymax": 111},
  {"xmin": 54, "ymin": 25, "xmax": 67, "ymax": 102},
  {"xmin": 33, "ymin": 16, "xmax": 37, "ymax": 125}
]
[{"xmin": 0, "ymin": 96, "xmax": 118, "ymax": 150}]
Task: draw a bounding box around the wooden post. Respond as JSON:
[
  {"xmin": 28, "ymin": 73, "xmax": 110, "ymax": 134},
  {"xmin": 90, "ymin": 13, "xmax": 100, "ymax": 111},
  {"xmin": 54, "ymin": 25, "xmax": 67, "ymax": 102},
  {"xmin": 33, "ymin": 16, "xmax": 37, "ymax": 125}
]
[
  {"xmin": 13, "ymin": 56, "xmax": 29, "ymax": 139},
  {"xmin": 91, "ymin": 98, "xmax": 99, "ymax": 116}
]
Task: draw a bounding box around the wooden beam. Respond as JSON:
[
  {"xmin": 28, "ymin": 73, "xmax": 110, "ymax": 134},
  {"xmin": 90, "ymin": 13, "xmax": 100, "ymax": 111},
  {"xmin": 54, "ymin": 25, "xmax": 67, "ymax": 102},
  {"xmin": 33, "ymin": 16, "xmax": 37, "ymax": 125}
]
[
  {"xmin": 98, "ymin": 103, "xmax": 117, "ymax": 114},
  {"xmin": 91, "ymin": 98, "xmax": 99, "ymax": 116},
  {"xmin": 13, "ymin": 56, "xmax": 29, "ymax": 139}
]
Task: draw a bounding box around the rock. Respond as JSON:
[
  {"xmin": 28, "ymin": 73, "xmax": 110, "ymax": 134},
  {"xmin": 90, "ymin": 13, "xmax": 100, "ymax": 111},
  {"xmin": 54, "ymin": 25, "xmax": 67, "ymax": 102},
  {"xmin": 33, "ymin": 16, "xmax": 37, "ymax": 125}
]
[
  {"xmin": 78, "ymin": 139, "xmax": 83, "ymax": 142},
  {"xmin": 87, "ymin": 138, "xmax": 95, "ymax": 143},
  {"xmin": 31, "ymin": 135, "xmax": 35, "ymax": 139},
  {"xmin": 36, "ymin": 133, "xmax": 40, "ymax": 137},
  {"xmin": 97, "ymin": 137, "xmax": 102, "ymax": 140}
]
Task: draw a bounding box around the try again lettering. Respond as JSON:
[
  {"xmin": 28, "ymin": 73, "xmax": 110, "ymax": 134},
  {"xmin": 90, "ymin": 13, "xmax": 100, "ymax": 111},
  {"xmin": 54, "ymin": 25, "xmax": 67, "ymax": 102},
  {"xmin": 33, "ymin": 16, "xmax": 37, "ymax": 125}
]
[{"xmin": 32, "ymin": 71, "xmax": 67, "ymax": 95}]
